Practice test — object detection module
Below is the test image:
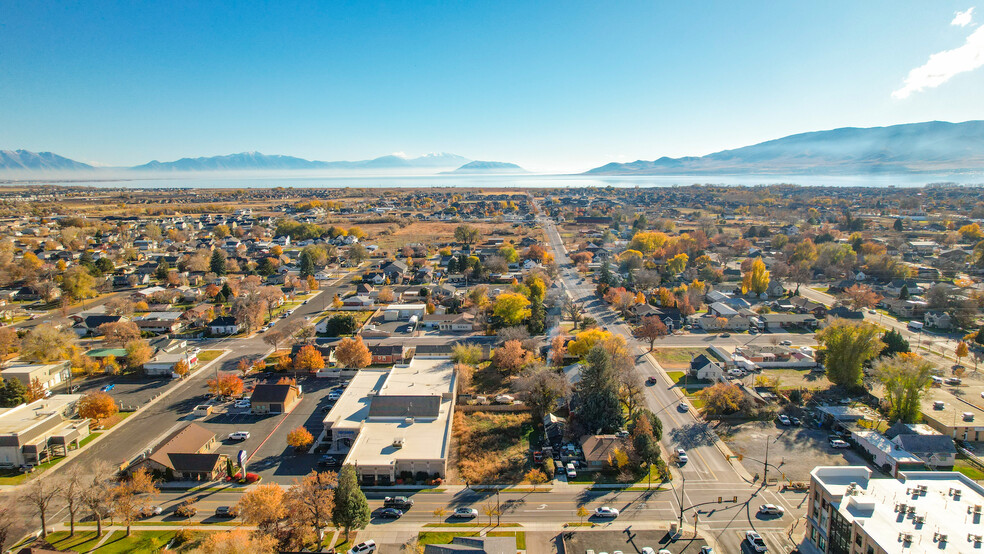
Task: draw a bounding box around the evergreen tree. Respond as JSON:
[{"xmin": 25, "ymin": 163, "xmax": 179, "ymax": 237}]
[
  {"xmin": 210, "ymin": 250, "xmax": 227, "ymax": 275},
  {"xmin": 599, "ymin": 261, "xmax": 612, "ymax": 286},
  {"xmin": 880, "ymin": 329, "xmax": 910, "ymax": 357},
  {"xmin": 220, "ymin": 283, "xmax": 234, "ymax": 300},
  {"xmin": 572, "ymin": 346, "xmax": 623, "ymax": 435},
  {"xmin": 894, "ymin": 218, "xmax": 904, "ymax": 232},
  {"xmin": 299, "ymin": 250, "xmax": 315, "ymax": 278},
  {"xmin": 446, "ymin": 257, "xmax": 458, "ymax": 274},
  {"xmin": 0, "ymin": 378, "xmax": 30, "ymax": 407},
  {"xmin": 332, "ymin": 464, "xmax": 370, "ymax": 541},
  {"xmin": 899, "ymin": 284, "xmax": 910, "ymax": 300},
  {"xmin": 155, "ymin": 261, "xmax": 169, "ymax": 281},
  {"xmin": 527, "ymin": 296, "xmax": 545, "ymax": 335},
  {"xmin": 256, "ymin": 257, "xmax": 276, "ymax": 276}
]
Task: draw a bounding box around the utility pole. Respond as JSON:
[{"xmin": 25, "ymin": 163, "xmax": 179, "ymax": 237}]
[
  {"xmin": 764, "ymin": 435, "xmax": 770, "ymax": 486},
  {"xmin": 678, "ymin": 474, "xmax": 686, "ymax": 529},
  {"xmin": 496, "ymin": 488, "xmax": 501, "ymax": 526}
]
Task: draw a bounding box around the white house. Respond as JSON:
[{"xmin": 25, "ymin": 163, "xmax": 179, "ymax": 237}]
[{"xmin": 383, "ymin": 303, "xmax": 427, "ymax": 321}]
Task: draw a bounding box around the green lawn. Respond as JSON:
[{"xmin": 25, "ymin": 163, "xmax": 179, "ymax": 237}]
[
  {"xmin": 568, "ymin": 464, "xmax": 666, "ymax": 486},
  {"xmin": 197, "ymin": 350, "xmax": 224, "ymax": 363},
  {"xmin": 40, "ymin": 530, "xmax": 183, "ymax": 553},
  {"xmin": 419, "ymin": 531, "xmax": 526, "ymax": 549},
  {"xmin": 77, "ymin": 431, "xmax": 102, "ymax": 448},
  {"xmin": 653, "ymin": 347, "xmax": 710, "ymax": 369},
  {"xmin": 0, "ymin": 452, "xmax": 69, "ymax": 485},
  {"xmin": 955, "ymin": 458, "xmax": 984, "ymax": 480}
]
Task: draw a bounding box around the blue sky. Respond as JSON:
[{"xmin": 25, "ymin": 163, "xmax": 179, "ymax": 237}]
[{"xmin": 2, "ymin": 1, "xmax": 983, "ymax": 172}]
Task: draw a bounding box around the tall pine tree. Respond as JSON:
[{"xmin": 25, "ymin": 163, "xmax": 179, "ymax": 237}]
[
  {"xmin": 572, "ymin": 345, "xmax": 624, "ymax": 435},
  {"xmin": 332, "ymin": 464, "xmax": 370, "ymax": 541}
]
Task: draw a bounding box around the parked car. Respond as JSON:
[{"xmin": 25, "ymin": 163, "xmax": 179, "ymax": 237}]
[
  {"xmin": 719, "ymin": 333, "xmax": 731, "ymax": 338},
  {"xmin": 777, "ymin": 414, "xmax": 791, "ymax": 426},
  {"xmin": 946, "ymin": 377, "xmax": 962, "ymax": 385},
  {"xmin": 328, "ymin": 390, "xmax": 343, "ymax": 401},
  {"xmin": 566, "ymin": 462, "xmax": 577, "ymax": 479},
  {"xmin": 377, "ymin": 508, "xmax": 403, "ymax": 519},
  {"xmin": 746, "ymin": 530, "xmax": 767, "ymax": 552},
  {"xmin": 829, "ymin": 439, "xmax": 850, "ymax": 449},
  {"xmin": 214, "ymin": 506, "xmax": 237, "ymax": 518},
  {"xmin": 229, "ymin": 431, "xmax": 251, "ymax": 441},
  {"xmin": 453, "ymin": 507, "xmax": 478, "ymax": 518},
  {"xmin": 347, "ymin": 540, "xmax": 377, "ymax": 554},
  {"xmin": 779, "ymin": 339, "xmax": 793, "ymax": 346},
  {"xmin": 233, "ymin": 399, "xmax": 251, "ymax": 409},
  {"xmin": 677, "ymin": 402, "xmax": 688, "ymax": 412},
  {"xmin": 700, "ymin": 548, "xmax": 714, "ymax": 554},
  {"xmin": 594, "ymin": 506, "xmax": 619, "ymax": 518},
  {"xmin": 759, "ymin": 504, "xmax": 784, "ymax": 515},
  {"xmin": 318, "ymin": 456, "xmax": 341, "ymax": 468},
  {"xmin": 677, "ymin": 449, "xmax": 688, "ymax": 464},
  {"xmin": 790, "ymin": 417, "xmax": 801, "ymax": 426}
]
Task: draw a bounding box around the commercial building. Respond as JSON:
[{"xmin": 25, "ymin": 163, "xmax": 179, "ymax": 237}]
[
  {"xmin": 0, "ymin": 395, "xmax": 89, "ymax": 467},
  {"xmin": 317, "ymin": 357, "xmax": 456, "ymax": 485},
  {"xmin": 250, "ymin": 384, "xmax": 301, "ymax": 414},
  {"xmin": 1, "ymin": 360, "xmax": 71, "ymax": 392},
  {"xmin": 806, "ymin": 466, "xmax": 984, "ymax": 553},
  {"xmin": 129, "ymin": 422, "xmax": 224, "ymax": 481}
]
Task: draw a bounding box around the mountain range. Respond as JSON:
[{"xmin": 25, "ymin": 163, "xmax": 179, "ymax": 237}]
[
  {"xmin": 0, "ymin": 150, "xmax": 473, "ymax": 173},
  {"xmin": 586, "ymin": 120, "xmax": 984, "ymax": 175},
  {"xmin": 442, "ymin": 161, "xmax": 527, "ymax": 174}
]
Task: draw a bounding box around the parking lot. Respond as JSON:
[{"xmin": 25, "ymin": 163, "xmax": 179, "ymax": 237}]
[
  {"xmin": 194, "ymin": 374, "xmax": 345, "ymax": 482},
  {"xmin": 68, "ymin": 373, "xmax": 172, "ymax": 410},
  {"xmin": 719, "ymin": 420, "xmax": 870, "ymax": 483}
]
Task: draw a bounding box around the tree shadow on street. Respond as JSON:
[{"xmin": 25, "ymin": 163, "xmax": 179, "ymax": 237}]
[{"xmin": 669, "ymin": 421, "xmax": 718, "ymax": 449}]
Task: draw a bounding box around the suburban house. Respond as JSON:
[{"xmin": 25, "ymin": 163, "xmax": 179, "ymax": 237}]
[
  {"xmin": 0, "ymin": 395, "xmax": 90, "ymax": 467},
  {"xmin": 208, "ymin": 316, "xmax": 241, "ymax": 336},
  {"xmin": 690, "ymin": 354, "xmax": 725, "ymax": 382},
  {"xmin": 753, "ymin": 313, "xmax": 818, "ymax": 331},
  {"xmin": 368, "ymin": 345, "xmax": 409, "ymax": 365},
  {"xmin": 316, "ymin": 357, "xmax": 456, "ymax": 485},
  {"xmin": 130, "ymin": 422, "xmax": 224, "ymax": 481},
  {"xmin": 134, "ymin": 312, "xmax": 185, "ymax": 334},
  {"xmin": 851, "ymin": 430, "xmax": 926, "ymax": 476},
  {"xmin": 144, "ymin": 350, "xmax": 198, "ymax": 377},
  {"xmin": 250, "ymin": 383, "xmax": 301, "ymax": 414},
  {"xmin": 579, "ymin": 434, "xmax": 632, "ymax": 471},
  {"xmin": 885, "ymin": 422, "xmax": 956, "ymax": 470}
]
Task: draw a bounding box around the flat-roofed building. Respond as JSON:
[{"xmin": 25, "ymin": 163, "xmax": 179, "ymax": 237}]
[
  {"xmin": 807, "ymin": 466, "xmax": 984, "ymax": 553},
  {"xmin": 317, "ymin": 357, "xmax": 456, "ymax": 485},
  {"xmin": 0, "ymin": 360, "xmax": 71, "ymax": 393},
  {"xmin": 0, "ymin": 395, "xmax": 89, "ymax": 467}
]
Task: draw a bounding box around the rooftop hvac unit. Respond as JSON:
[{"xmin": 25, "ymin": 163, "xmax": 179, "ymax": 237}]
[
  {"xmin": 969, "ymin": 534, "xmax": 983, "ymax": 543},
  {"xmin": 899, "ymin": 532, "xmax": 913, "ymax": 542},
  {"xmin": 404, "ymin": 417, "xmax": 414, "ymax": 424},
  {"xmin": 935, "ymin": 533, "xmax": 948, "ymax": 543},
  {"xmin": 914, "ymin": 515, "xmax": 926, "ymax": 524},
  {"xmin": 896, "ymin": 502, "xmax": 908, "ymax": 513},
  {"xmin": 907, "ymin": 506, "xmax": 917, "ymax": 514},
  {"xmin": 392, "ymin": 437, "xmax": 405, "ymax": 448},
  {"xmin": 917, "ymin": 485, "xmax": 928, "ymax": 493},
  {"xmin": 950, "ymin": 487, "xmax": 963, "ymax": 496}
]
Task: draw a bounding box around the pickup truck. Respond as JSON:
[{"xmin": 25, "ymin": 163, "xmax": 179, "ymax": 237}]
[{"xmin": 383, "ymin": 496, "xmax": 414, "ymax": 509}]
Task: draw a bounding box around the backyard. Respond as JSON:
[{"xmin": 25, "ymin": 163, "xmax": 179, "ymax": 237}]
[
  {"xmin": 452, "ymin": 411, "xmax": 532, "ymax": 484},
  {"xmin": 652, "ymin": 347, "xmax": 712, "ymax": 369}
]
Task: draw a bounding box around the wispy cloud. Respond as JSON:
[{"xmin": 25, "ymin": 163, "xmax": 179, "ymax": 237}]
[
  {"xmin": 892, "ymin": 23, "xmax": 984, "ymax": 99},
  {"xmin": 952, "ymin": 7, "xmax": 975, "ymax": 27}
]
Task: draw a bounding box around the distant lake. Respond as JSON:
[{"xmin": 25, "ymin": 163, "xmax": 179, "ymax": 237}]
[{"xmin": 8, "ymin": 171, "xmax": 984, "ymax": 189}]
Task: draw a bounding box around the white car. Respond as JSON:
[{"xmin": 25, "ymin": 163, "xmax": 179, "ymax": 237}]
[
  {"xmin": 758, "ymin": 504, "xmax": 784, "ymax": 515},
  {"xmin": 594, "ymin": 506, "xmax": 619, "ymax": 518},
  {"xmin": 677, "ymin": 448, "xmax": 688, "ymax": 464},
  {"xmin": 234, "ymin": 399, "xmax": 250, "ymax": 409},
  {"xmin": 779, "ymin": 340, "xmax": 792, "ymax": 346},
  {"xmin": 228, "ymin": 431, "xmax": 250, "ymax": 441},
  {"xmin": 777, "ymin": 414, "xmax": 791, "ymax": 426},
  {"xmin": 746, "ymin": 530, "xmax": 768, "ymax": 552},
  {"xmin": 452, "ymin": 507, "xmax": 478, "ymax": 518},
  {"xmin": 347, "ymin": 540, "xmax": 377, "ymax": 554},
  {"xmin": 829, "ymin": 439, "xmax": 850, "ymax": 449}
]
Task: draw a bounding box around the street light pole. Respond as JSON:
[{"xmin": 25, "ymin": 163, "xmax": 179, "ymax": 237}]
[
  {"xmin": 764, "ymin": 435, "xmax": 770, "ymax": 486},
  {"xmin": 678, "ymin": 474, "xmax": 686, "ymax": 529}
]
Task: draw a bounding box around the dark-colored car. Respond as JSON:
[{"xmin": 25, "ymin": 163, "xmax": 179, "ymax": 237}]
[
  {"xmin": 377, "ymin": 508, "xmax": 403, "ymax": 519},
  {"xmin": 318, "ymin": 455, "xmax": 341, "ymax": 468},
  {"xmin": 214, "ymin": 506, "xmax": 236, "ymax": 518},
  {"xmin": 383, "ymin": 496, "xmax": 414, "ymax": 510},
  {"xmin": 646, "ymin": 376, "xmax": 658, "ymax": 385}
]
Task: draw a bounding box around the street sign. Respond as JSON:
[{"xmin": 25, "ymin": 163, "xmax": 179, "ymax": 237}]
[{"xmin": 238, "ymin": 449, "xmax": 248, "ymax": 472}]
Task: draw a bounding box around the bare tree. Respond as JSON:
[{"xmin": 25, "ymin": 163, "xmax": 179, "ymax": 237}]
[
  {"xmin": 20, "ymin": 476, "xmax": 63, "ymax": 538},
  {"xmin": 81, "ymin": 461, "xmax": 116, "ymax": 537},
  {"xmin": 62, "ymin": 465, "xmax": 87, "ymax": 536},
  {"xmin": 563, "ymin": 297, "xmax": 585, "ymax": 330},
  {"xmin": 0, "ymin": 499, "xmax": 15, "ymax": 553}
]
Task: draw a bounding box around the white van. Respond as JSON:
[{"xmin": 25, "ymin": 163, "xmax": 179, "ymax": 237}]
[{"xmin": 566, "ymin": 462, "xmax": 577, "ymax": 479}]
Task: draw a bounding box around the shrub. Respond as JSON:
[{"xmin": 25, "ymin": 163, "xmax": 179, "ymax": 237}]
[{"xmin": 245, "ymin": 472, "xmax": 260, "ymax": 483}]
